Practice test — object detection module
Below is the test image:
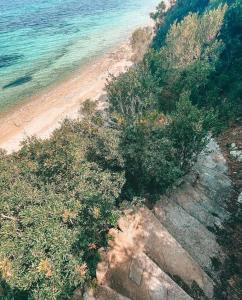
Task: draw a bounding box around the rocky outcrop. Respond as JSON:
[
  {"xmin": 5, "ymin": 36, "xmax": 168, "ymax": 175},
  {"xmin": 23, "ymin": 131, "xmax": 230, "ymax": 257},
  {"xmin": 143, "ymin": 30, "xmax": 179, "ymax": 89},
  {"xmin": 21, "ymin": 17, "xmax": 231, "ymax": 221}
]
[
  {"xmin": 82, "ymin": 139, "xmax": 232, "ymax": 299},
  {"xmin": 84, "ymin": 286, "xmax": 131, "ymax": 300},
  {"xmin": 229, "ymin": 143, "xmax": 242, "ymax": 162}
]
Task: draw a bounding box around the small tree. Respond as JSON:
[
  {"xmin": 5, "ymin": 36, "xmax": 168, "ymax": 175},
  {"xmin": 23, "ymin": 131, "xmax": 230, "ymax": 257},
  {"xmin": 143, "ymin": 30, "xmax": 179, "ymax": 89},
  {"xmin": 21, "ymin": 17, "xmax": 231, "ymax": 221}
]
[
  {"xmin": 164, "ymin": 5, "xmax": 227, "ymax": 70},
  {"xmin": 167, "ymin": 93, "xmax": 216, "ymax": 170},
  {"xmin": 106, "ymin": 64, "xmax": 158, "ymax": 123},
  {"xmin": 150, "ymin": 1, "xmax": 168, "ymax": 26}
]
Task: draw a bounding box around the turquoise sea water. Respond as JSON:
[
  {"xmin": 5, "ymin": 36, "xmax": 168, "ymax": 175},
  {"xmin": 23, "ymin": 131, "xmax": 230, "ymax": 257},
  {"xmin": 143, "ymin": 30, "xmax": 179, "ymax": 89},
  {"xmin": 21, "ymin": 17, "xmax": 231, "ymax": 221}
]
[{"xmin": 0, "ymin": 0, "xmax": 159, "ymax": 111}]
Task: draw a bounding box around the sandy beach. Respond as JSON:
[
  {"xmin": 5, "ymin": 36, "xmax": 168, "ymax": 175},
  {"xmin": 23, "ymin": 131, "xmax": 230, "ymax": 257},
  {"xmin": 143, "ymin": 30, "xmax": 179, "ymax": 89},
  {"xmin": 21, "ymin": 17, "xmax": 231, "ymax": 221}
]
[{"xmin": 0, "ymin": 41, "xmax": 133, "ymax": 153}]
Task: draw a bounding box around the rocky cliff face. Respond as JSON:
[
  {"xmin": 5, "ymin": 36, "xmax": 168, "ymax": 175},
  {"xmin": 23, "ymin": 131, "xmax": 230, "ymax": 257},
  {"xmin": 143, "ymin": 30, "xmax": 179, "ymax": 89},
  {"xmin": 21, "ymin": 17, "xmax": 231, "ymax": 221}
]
[{"xmin": 78, "ymin": 139, "xmax": 235, "ymax": 300}]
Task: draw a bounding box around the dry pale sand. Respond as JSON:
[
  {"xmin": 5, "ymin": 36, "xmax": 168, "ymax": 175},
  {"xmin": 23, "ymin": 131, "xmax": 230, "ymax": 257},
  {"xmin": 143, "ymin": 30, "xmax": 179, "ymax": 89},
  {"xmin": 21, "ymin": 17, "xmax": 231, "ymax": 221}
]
[{"xmin": 0, "ymin": 42, "xmax": 133, "ymax": 153}]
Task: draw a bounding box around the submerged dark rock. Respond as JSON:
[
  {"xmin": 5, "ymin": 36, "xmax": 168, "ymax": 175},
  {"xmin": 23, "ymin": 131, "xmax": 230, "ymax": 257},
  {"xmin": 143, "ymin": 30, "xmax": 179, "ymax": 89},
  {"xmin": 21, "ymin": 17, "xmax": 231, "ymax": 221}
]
[
  {"xmin": 3, "ymin": 75, "xmax": 32, "ymax": 89},
  {"xmin": 0, "ymin": 54, "xmax": 24, "ymax": 69}
]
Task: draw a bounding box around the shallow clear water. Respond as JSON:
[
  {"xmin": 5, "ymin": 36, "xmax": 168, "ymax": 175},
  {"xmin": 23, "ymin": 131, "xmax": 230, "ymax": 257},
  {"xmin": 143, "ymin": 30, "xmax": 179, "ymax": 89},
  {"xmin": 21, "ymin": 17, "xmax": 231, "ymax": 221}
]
[{"xmin": 0, "ymin": 0, "xmax": 159, "ymax": 111}]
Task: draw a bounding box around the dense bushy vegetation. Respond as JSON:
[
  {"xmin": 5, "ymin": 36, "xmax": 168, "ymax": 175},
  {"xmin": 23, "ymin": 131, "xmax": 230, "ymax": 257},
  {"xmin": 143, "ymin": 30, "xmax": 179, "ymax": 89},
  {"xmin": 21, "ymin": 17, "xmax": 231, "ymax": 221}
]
[
  {"xmin": 118, "ymin": 96, "xmax": 215, "ymax": 197},
  {"xmin": 0, "ymin": 102, "xmax": 124, "ymax": 299},
  {"xmin": 0, "ymin": 0, "xmax": 241, "ymax": 298},
  {"xmin": 150, "ymin": 0, "xmax": 242, "ymax": 120}
]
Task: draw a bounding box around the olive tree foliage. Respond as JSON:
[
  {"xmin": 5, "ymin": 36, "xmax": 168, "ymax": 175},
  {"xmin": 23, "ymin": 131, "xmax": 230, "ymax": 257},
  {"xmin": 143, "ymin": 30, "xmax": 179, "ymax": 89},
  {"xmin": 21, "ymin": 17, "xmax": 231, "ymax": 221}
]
[
  {"xmin": 160, "ymin": 5, "xmax": 227, "ymax": 99},
  {"xmin": 152, "ymin": 0, "xmax": 210, "ymax": 49},
  {"xmin": 153, "ymin": 5, "xmax": 227, "ymax": 112},
  {"xmin": 107, "ymin": 5, "xmax": 227, "ymax": 118},
  {"xmin": 164, "ymin": 6, "xmax": 227, "ymax": 70},
  {"xmin": 195, "ymin": 0, "xmax": 242, "ymax": 120},
  {"xmin": 0, "ymin": 101, "xmax": 125, "ymax": 299}
]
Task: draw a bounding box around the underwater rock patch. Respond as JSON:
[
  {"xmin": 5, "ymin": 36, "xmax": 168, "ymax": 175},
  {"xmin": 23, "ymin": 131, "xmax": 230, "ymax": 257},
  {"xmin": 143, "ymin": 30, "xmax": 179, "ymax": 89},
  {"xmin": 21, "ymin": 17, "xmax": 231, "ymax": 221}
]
[{"xmin": 3, "ymin": 75, "xmax": 32, "ymax": 89}]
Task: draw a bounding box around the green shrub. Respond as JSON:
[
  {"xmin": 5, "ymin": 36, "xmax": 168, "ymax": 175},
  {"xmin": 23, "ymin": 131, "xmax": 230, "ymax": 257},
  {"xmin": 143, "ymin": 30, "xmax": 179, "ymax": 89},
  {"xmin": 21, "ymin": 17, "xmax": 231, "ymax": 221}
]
[
  {"xmin": 152, "ymin": 0, "xmax": 210, "ymax": 49},
  {"xmin": 0, "ymin": 104, "xmax": 125, "ymax": 299},
  {"xmin": 167, "ymin": 94, "xmax": 216, "ymax": 170},
  {"xmin": 119, "ymin": 96, "xmax": 214, "ymax": 197},
  {"xmin": 106, "ymin": 63, "xmax": 158, "ymax": 122}
]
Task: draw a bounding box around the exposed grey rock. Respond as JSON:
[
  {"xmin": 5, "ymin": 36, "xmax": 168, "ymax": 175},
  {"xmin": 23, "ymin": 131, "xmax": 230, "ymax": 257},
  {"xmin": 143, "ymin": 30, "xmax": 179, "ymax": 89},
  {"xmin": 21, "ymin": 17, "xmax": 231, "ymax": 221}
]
[
  {"xmin": 148, "ymin": 277, "xmax": 168, "ymax": 300},
  {"xmin": 154, "ymin": 139, "xmax": 230, "ymax": 279},
  {"xmin": 154, "ymin": 196, "xmax": 224, "ymax": 275},
  {"xmin": 195, "ymin": 168, "xmax": 232, "ymax": 210},
  {"xmin": 230, "ymin": 149, "xmax": 242, "ymax": 162},
  {"xmin": 192, "ymin": 139, "xmax": 233, "ymax": 215},
  {"xmin": 230, "ymin": 143, "xmax": 237, "ymax": 150},
  {"xmin": 94, "ymin": 286, "xmax": 131, "ymax": 300},
  {"xmin": 129, "ymin": 258, "xmax": 143, "ymax": 285},
  {"xmin": 196, "ymin": 139, "xmax": 228, "ymax": 175},
  {"xmin": 98, "ymin": 225, "xmax": 192, "ymax": 299},
  {"xmin": 132, "ymin": 253, "xmax": 192, "ymax": 300},
  {"xmin": 83, "ymin": 286, "xmax": 131, "ymax": 300},
  {"xmin": 171, "ymin": 182, "xmax": 224, "ymax": 229},
  {"xmin": 83, "ymin": 290, "xmax": 96, "ymax": 300},
  {"xmin": 118, "ymin": 207, "xmax": 214, "ymax": 299},
  {"xmin": 137, "ymin": 253, "xmax": 192, "ymax": 300},
  {"xmin": 238, "ymin": 192, "xmax": 242, "ymax": 204},
  {"xmin": 93, "ymin": 138, "xmax": 231, "ymax": 299}
]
